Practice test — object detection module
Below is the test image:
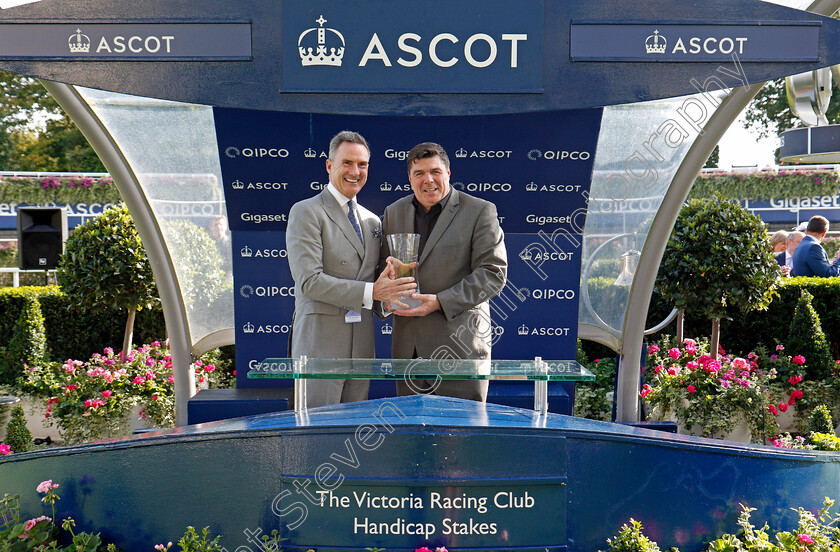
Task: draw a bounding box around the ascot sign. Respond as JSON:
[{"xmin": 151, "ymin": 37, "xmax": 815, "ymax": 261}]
[{"xmin": 282, "ymin": 0, "xmax": 543, "ymax": 92}]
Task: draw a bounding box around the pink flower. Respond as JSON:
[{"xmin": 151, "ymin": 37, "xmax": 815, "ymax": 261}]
[
  {"xmin": 145, "ymin": 358, "xmax": 156, "ymax": 367},
  {"xmin": 779, "ymin": 403, "xmax": 789, "ymax": 413},
  {"xmin": 204, "ymin": 364, "xmax": 216, "ymax": 373},
  {"xmin": 770, "ymin": 354, "xmax": 778, "ymax": 360},
  {"xmin": 0, "ymin": 443, "xmax": 10, "ymax": 455},
  {"xmin": 640, "ymin": 384, "xmax": 652, "ymax": 398},
  {"xmin": 648, "ymin": 344, "xmax": 660, "ymax": 355},
  {"xmin": 719, "ymin": 380, "xmax": 731, "ymax": 388},
  {"xmin": 687, "ymin": 385, "xmax": 697, "ymax": 393},
  {"xmin": 683, "ymin": 338, "xmax": 696, "ymax": 348},
  {"xmin": 133, "ymin": 376, "xmax": 146, "ymax": 385},
  {"xmin": 416, "ymin": 548, "xmax": 434, "ymax": 552},
  {"xmin": 667, "ymin": 367, "xmax": 677, "ymax": 376},
  {"xmin": 65, "ymin": 384, "xmax": 78, "ymax": 393},
  {"xmin": 789, "ymin": 375, "xmax": 803, "ymax": 385},
  {"xmin": 768, "ymin": 404, "xmax": 778, "ymax": 415},
  {"xmin": 799, "ymin": 534, "xmax": 814, "ymax": 545},
  {"xmin": 792, "ymin": 389, "xmax": 804, "ymax": 400},
  {"xmin": 436, "ymin": 548, "xmax": 449, "ymax": 552},
  {"xmin": 776, "ymin": 344, "xmax": 785, "ymax": 351},
  {"xmin": 686, "ymin": 361, "xmax": 698, "ymax": 371},
  {"xmin": 21, "ymin": 515, "xmax": 51, "ymax": 537},
  {"xmin": 668, "ymin": 348, "xmax": 681, "ymax": 360},
  {"xmin": 792, "ymin": 355, "xmax": 806, "ymax": 366},
  {"xmin": 685, "ymin": 345, "xmax": 697, "ymax": 356},
  {"xmin": 103, "ymin": 347, "xmax": 113, "ymax": 355},
  {"xmin": 37, "ymin": 480, "xmax": 58, "ymax": 493},
  {"xmin": 732, "ymin": 358, "xmax": 749, "ymax": 370},
  {"xmin": 168, "ymin": 376, "xmax": 174, "ymax": 383},
  {"xmin": 102, "ymin": 390, "xmax": 111, "ymax": 398},
  {"xmin": 706, "ymin": 360, "xmax": 721, "ymax": 374},
  {"xmin": 654, "ymin": 364, "xmax": 664, "ymax": 375}
]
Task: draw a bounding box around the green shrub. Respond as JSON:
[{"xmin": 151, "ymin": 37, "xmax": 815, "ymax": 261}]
[
  {"xmin": 0, "ymin": 286, "xmax": 166, "ymax": 365},
  {"xmin": 1, "ymin": 296, "xmax": 47, "ymax": 386},
  {"xmin": 656, "ymin": 195, "xmax": 779, "ymax": 356},
  {"xmin": 787, "ymin": 289, "xmax": 833, "ymax": 380},
  {"xmin": 601, "ymin": 519, "xmax": 662, "ymax": 552},
  {"xmin": 808, "ymin": 404, "xmax": 834, "ymax": 435},
  {"xmin": 57, "ymin": 204, "xmax": 158, "ymax": 353},
  {"xmin": 4, "ymin": 404, "xmax": 31, "ymax": 453},
  {"xmin": 690, "ymin": 169, "xmax": 839, "ymax": 201}
]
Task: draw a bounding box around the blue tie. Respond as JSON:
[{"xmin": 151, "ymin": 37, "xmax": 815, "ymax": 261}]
[{"xmin": 347, "ymin": 199, "xmax": 363, "ymax": 244}]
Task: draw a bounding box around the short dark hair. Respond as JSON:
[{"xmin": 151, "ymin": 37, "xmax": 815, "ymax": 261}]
[
  {"xmin": 807, "ymin": 215, "xmax": 829, "ymax": 235},
  {"xmin": 406, "ymin": 142, "xmax": 450, "ymax": 173},
  {"xmin": 329, "ymin": 131, "xmax": 370, "ymax": 160}
]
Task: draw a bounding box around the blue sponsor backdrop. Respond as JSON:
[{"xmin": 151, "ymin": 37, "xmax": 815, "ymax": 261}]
[{"xmin": 214, "ymin": 108, "xmax": 602, "ymax": 388}]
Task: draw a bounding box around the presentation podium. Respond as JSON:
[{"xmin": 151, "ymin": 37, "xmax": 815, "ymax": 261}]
[{"xmin": 249, "ymin": 357, "xmax": 594, "ymax": 414}]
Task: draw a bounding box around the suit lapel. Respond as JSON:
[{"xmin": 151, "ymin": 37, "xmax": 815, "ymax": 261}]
[
  {"xmin": 419, "ymin": 189, "xmax": 459, "ymax": 264},
  {"xmin": 319, "ymin": 189, "xmax": 364, "ymax": 259}
]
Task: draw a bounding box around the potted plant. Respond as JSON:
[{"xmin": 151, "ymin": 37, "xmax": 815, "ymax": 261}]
[{"xmin": 643, "ymin": 336, "xmax": 778, "ymax": 442}]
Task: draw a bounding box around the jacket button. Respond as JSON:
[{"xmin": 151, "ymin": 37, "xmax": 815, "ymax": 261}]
[{"xmin": 342, "ymin": 260, "xmax": 347, "ymax": 265}]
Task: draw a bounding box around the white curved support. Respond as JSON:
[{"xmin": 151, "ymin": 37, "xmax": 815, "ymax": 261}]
[{"xmin": 38, "ymin": 80, "xmax": 196, "ymax": 426}]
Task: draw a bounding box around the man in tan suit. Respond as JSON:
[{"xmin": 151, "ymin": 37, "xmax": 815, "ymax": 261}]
[
  {"xmin": 379, "ymin": 142, "xmax": 507, "ymax": 401},
  {"xmin": 287, "ymin": 131, "xmax": 415, "ymax": 408}
]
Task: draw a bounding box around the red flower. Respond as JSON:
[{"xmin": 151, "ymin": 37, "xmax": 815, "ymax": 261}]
[
  {"xmin": 687, "ymin": 385, "xmax": 697, "ymax": 393},
  {"xmin": 779, "ymin": 403, "xmax": 789, "ymax": 413},
  {"xmin": 792, "ymin": 355, "xmax": 806, "ymax": 366},
  {"xmin": 768, "ymin": 404, "xmax": 778, "ymax": 416}
]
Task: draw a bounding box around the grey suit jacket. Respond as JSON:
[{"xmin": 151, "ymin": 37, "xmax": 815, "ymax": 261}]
[
  {"xmin": 378, "ymin": 189, "xmax": 507, "ymax": 359},
  {"xmin": 287, "ymin": 188, "xmax": 381, "ymax": 359}
]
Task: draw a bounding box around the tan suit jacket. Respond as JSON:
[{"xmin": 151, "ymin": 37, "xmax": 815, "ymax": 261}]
[{"xmin": 287, "ymin": 188, "xmax": 380, "ymax": 405}]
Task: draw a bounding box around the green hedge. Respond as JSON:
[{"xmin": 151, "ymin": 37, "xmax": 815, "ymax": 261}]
[
  {"xmin": 691, "ymin": 169, "xmax": 840, "ymax": 200},
  {"xmin": 645, "ymin": 277, "xmax": 840, "ymax": 359},
  {"xmin": 0, "ymin": 286, "xmax": 165, "ymax": 369},
  {"xmin": 0, "ymin": 174, "xmax": 223, "ymax": 205}
]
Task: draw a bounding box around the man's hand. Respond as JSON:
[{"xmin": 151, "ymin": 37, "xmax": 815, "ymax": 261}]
[
  {"xmin": 393, "ymin": 292, "xmax": 440, "ymax": 317},
  {"xmin": 387, "ymin": 256, "xmax": 417, "ymax": 279},
  {"xmin": 373, "ymin": 262, "xmax": 416, "ymax": 305},
  {"xmin": 781, "ymin": 265, "xmax": 791, "ymax": 277}
]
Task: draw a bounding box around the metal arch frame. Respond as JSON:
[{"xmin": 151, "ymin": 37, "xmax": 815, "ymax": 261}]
[
  {"xmin": 613, "ymin": 0, "xmax": 840, "ymax": 422},
  {"xmin": 38, "ymin": 81, "xmax": 197, "ymax": 426}
]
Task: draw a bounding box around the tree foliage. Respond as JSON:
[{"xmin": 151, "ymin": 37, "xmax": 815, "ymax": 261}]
[
  {"xmin": 57, "ymin": 205, "xmax": 158, "ymax": 352},
  {"xmin": 0, "ymin": 70, "xmax": 104, "ymax": 171},
  {"xmin": 656, "ymin": 195, "xmax": 780, "ymax": 353},
  {"xmin": 787, "ymin": 289, "xmax": 833, "ymax": 381}
]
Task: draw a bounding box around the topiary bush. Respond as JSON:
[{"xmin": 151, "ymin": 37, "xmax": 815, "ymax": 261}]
[
  {"xmin": 159, "ymin": 219, "xmax": 229, "ymax": 314},
  {"xmin": 787, "ymin": 289, "xmax": 833, "ymax": 381},
  {"xmin": 0, "ymin": 296, "xmax": 47, "ymax": 386},
  {"xmin": 57, "ymin": 204, "xmax": 158, "ymax": 353},
  {"xmin": 808, "ymin": 404, "xmax": 834, "ymax": 435},
  {"xmin": 4, "ymin": 404, "xmax": 31, "ymax": 453},
  {"xmin": 656, "ymin": 195, "xmax": 780, "ymax": 357}
]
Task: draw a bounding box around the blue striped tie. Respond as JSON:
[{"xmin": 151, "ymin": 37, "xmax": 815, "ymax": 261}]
[{"xmin": 348, "ymin": 199, "xmax": 363, "ymax": 244}]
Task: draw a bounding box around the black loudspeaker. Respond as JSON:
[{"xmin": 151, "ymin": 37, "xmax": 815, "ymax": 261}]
[{"xmin": 17, "ymin": 208, "xmax": 68, "ymax": 270}]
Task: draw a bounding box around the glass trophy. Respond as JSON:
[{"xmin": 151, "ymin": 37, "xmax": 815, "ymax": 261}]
[{"xmin": 386, "ymin": 233, "xmax": 421, "ymax": 310}]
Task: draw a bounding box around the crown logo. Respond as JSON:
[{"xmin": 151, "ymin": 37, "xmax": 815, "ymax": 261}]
[
  {"xmin": 240, "ymin": 246, "xmax": 253, "ymax": 258},
  {"xmin": 518, "ymin": 324, "xmax": 529, "ymax": 336},
  {"xmin": 519, "ymin": 250, "xmax": 532, "ymax": 261},
  {"xmin": 231, "ymin": 179, "xmax": 245, "ymax": 190},
  {"xmin": 380, "ymin": 181, "xmax": 392, "ymax": 192},
  {"xmin": 298, "ymin": 15, "xmax": 345, "ymax": 67},
  {"xmin": 381, "ymin": 323, "xmax": 393, "ymax": 335},
  {"xmin": 645, "ymin": 30, "xmax": 667, "ymax": 54},
  {"xmin": 243, "ymin": 322, "xmax": 255, "ymax": 334},
  {"xmin": 68, "ymin": 28, "xmax": 91, "ymax": 54},
  {"xmin": 304, "ymin": 148, "xmax": 317, "ymax": 158},
  {"xmin": 455, "ymin": 148, "xmax": 468, "ymax": 158},
  {"xmin": 526, "ymin": 182, "xmax": 538, "ymax": 192}
]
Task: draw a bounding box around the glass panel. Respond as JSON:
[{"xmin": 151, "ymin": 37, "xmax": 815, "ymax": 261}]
[
  {"xmin": 76, "ymin": 87, "xmax": 233, "ymax": 347},
  {"xmin": 580, "ymin": 94, "xmax": 713, "ymax": 339},
  {"xmin": 248, "ymin": 358, "xmax": 593, "ymax": 381}
]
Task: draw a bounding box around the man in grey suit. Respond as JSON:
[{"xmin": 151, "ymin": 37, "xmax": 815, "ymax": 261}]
[
  {"xmin": 287, "ymin": 131, "xmax": 416, "ymax": 408},
  {"xmin": 379, "ymin": 142, "xmax": 507, "ymax": 401}
]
